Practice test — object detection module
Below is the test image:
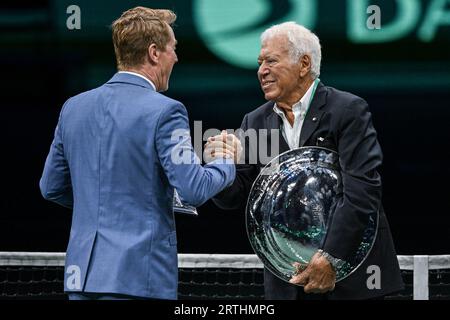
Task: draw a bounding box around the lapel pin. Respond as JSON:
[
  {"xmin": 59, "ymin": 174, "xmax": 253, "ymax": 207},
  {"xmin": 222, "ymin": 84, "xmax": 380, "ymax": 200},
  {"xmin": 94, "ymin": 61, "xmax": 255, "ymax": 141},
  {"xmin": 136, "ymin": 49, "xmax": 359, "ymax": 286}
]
[{"xmin": 312, "ymin": 117, "xmax": 317, "ymax": 122}]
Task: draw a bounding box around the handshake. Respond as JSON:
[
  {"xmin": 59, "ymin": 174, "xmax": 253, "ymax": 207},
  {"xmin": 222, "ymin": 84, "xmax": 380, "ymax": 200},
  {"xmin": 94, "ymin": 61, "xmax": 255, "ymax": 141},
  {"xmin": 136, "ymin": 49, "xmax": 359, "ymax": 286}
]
[{"xmin": 203, "ymin": 131, "xmax": 243, "ymax": 164}]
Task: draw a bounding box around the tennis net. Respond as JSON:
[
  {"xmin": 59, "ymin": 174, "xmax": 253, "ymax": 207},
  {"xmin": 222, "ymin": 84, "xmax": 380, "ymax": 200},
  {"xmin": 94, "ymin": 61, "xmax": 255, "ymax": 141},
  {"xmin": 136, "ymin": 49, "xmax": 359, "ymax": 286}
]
[{"xmin": 0, "ymin": 252, "xmax": 449, "ymax": 300}]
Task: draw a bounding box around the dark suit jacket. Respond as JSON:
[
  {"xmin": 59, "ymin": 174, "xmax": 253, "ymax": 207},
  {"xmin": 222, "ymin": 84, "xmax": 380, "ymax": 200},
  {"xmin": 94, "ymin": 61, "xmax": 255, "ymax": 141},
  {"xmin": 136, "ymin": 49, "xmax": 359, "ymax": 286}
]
[{"xmin": 213, "ymin": 82, "xmax": 404, "ymax": 299}]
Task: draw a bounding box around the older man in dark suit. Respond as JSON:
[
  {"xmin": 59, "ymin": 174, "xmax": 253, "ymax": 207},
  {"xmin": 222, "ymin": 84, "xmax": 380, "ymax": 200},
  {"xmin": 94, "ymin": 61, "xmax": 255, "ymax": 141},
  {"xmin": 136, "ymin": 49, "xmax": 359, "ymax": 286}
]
[{"xmin": 210, "ymin": 22, "xmax": 404, "ymax": 300}]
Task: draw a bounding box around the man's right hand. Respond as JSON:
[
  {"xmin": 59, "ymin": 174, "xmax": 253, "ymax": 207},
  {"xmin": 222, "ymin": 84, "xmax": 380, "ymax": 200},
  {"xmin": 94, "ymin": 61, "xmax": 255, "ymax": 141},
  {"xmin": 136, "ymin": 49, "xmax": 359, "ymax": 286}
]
[
  {"xmin": 203, "ymin": 131, "xmax": 242, "ymax": 163},
  {"xmin": 289, "ymin": 251, "xmax": 336, "ymax": 293}
]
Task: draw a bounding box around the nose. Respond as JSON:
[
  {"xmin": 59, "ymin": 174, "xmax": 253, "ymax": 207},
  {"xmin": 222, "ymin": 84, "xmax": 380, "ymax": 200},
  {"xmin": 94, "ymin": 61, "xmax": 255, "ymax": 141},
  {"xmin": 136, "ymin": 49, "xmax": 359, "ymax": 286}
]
[{"xmin": 258, "ymin": 63, "xmax": 269, "ymax": 78}]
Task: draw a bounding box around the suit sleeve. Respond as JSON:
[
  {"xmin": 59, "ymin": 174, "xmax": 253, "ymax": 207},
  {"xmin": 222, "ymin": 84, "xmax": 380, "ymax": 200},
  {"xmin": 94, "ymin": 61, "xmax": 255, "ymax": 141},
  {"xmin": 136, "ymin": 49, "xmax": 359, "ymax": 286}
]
[
  {"xmin": 212, "ymin": 114, "xmax": 259, "ymax": 210},
  {"xmin": 39, "ymin": 101, "xmax": 73, "ymax": 209},
  {"xmin": 155, "ymin": 102, "xmax": 235, "ymax": 207},
  {"xmin": 322, "ymin": 98, "xmax": 383, "ymax": 261}
]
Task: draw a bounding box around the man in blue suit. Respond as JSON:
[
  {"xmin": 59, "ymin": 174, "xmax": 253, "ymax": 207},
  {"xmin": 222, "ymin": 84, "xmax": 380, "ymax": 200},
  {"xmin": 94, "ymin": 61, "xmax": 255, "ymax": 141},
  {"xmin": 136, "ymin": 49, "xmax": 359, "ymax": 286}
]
[{"xmin": 39, "ymin": 7, "xmax": 240, "ymax": 300}]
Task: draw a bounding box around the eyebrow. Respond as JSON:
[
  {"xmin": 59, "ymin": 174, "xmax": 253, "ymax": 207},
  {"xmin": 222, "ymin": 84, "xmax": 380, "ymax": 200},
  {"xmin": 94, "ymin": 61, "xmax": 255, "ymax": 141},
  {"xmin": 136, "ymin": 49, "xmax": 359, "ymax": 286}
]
[{"xmin": 258, "ymin": 53, "xmax": 278, "ymax": 61}]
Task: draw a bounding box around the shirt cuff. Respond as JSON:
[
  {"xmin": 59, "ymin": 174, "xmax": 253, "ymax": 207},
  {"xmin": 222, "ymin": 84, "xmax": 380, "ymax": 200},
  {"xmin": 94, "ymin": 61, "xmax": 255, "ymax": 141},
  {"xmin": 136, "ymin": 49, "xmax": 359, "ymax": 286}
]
[{"xmin": 208, "ymin": 155, "xmax": 235, "ymax": 165}]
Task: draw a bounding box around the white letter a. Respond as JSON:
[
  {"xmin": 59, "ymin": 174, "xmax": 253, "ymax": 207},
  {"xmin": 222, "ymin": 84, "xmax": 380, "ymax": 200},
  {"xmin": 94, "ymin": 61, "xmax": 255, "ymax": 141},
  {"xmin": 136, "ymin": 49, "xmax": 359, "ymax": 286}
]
[
  {"xmin": 66, "ymin": 265, "xmax": 81, "ymax": 290},
  {"xmin": 66, "ymin": 5, "xmax": 81, "ymax": 30},
  {"xmin": 366, "ymin": 265, "xmax": 381, "ymax": 289}
]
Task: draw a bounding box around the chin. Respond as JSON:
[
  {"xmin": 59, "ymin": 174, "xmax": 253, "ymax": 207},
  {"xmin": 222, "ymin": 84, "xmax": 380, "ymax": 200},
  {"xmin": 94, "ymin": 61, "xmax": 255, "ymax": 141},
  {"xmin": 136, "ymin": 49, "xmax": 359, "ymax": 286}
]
[{"xmin": 264, "ymin": 92, "xmax": 276, "ymax": 101}]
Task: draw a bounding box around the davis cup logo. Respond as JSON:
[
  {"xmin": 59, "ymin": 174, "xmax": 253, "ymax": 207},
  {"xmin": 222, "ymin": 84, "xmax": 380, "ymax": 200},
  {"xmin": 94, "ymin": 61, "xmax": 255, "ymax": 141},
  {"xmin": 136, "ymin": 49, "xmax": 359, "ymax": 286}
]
[{"xmin": 193, "ymin": 0, "xmax": 316, "ymax": 69}]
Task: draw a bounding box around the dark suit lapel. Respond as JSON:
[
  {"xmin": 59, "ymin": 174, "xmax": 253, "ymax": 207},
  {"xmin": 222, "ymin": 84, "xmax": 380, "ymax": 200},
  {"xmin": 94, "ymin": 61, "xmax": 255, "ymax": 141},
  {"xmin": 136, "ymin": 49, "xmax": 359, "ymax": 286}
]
[
  {"xmin": 299, "ymin": 82, "xmax": 327, "ymax": 147},
  {"xmin": 265, "ymin": 109, "xmax": 290, "ymax": 154}
]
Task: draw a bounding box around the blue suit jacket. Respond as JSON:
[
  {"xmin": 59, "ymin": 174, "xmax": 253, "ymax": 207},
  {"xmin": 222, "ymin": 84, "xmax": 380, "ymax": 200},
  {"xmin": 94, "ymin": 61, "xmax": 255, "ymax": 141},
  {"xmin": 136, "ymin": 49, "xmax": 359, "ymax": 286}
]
[{"xmin": 39, "ymin": 73, "xmax": 235, "ymax": 299}]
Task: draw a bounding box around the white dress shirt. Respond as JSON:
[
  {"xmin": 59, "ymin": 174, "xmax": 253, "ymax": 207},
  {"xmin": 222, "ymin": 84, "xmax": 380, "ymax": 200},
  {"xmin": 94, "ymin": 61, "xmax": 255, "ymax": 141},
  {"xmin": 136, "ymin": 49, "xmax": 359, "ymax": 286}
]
[{"xmin": 273, "ymin": 80, "xmax": 316, "ymax": 149}]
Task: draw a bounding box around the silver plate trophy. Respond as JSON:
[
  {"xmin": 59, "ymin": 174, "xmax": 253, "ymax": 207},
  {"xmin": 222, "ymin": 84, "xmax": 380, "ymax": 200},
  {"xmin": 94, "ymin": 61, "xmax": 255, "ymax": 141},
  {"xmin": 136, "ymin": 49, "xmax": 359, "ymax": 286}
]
[
  {"xmin": 173, "ymin": 189, "xmax": 198, "ymax": 216},
  {"xmin": 246, "ymin": 147, "xmax": 378, "ymax": 283}
]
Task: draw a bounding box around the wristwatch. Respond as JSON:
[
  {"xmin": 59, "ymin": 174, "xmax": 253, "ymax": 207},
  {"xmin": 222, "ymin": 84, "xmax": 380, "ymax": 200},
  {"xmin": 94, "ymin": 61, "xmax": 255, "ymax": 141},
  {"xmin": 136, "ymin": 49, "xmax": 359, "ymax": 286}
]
[{"xmin": 318, "ymin": 249, "xmax": 346, "ymax": 271}]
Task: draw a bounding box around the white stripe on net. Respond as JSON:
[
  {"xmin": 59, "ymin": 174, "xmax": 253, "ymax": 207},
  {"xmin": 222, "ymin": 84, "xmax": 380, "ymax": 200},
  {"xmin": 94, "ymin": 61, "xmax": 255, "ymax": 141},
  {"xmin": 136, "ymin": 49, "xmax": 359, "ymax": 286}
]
[
  {"xmin": 0, "ymin": 252, "xmax": 65, "ymax": 266},
  {"xmin": 397, "ymin": 255, "xmax": 450, "ymax": 270},
  {"xmin": 0, "ymin": 252, "xmax": 449, "ymax": 270},
  {"xmin": 0, "ymin": 252, "xmax": 264, "ymax": 269},
  {"xmin": 178, "ymin": 254, "xmax": 263, "ymax": 269}
]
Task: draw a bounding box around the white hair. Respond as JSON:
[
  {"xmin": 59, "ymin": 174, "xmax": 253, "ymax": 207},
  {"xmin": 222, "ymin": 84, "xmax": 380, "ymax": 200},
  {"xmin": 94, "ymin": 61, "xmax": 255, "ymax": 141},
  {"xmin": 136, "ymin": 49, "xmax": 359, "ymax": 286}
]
[{"xmin": 261, "ymin": 22, "xmax": 321, "ymax": 79}]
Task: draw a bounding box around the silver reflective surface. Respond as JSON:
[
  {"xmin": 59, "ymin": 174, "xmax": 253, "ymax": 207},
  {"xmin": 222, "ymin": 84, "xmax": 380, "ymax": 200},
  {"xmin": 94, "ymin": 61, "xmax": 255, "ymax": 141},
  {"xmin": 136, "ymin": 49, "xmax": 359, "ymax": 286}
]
[
  {"xmin": 246, "ymin": 147, "xmax": 377, "ymax": 283},
  {"xmin": 173, "ymin": 189, "xmax": 198, "ymax": 215}
]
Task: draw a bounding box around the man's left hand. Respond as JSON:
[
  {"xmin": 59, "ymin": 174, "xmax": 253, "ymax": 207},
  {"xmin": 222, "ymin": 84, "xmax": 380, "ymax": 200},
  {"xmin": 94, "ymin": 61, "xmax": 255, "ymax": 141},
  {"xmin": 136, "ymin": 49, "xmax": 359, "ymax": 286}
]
[{"xmin": 289, "ymin": 251, "xmax": 336, "ymax": 294}]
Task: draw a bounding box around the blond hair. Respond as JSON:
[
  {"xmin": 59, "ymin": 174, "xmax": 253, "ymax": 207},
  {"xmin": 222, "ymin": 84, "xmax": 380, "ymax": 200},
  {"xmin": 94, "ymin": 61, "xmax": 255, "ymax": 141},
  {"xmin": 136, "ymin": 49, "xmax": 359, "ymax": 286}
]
[{"xmin": 112, "ymin": 6, "xmax": 176, "ymax": 70}]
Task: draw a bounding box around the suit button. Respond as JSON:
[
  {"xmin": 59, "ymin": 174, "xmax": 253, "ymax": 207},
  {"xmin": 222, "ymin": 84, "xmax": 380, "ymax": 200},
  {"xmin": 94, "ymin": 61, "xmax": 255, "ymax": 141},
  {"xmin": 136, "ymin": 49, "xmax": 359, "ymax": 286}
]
[{"xmin": 312, "ymin": 117, "xmax": 317, "ymax": 122}]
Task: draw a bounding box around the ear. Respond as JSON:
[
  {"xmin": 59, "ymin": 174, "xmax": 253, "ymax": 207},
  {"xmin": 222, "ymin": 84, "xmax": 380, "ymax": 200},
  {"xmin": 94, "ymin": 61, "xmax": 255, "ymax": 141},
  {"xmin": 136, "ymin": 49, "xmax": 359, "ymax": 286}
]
[
  {"xmin": 299, "ymin": 54, "xmax": 312, "ymax": 78},
  {"xmin": 147, "ymin": 43, "xmax": 160, "ymax": 65}
]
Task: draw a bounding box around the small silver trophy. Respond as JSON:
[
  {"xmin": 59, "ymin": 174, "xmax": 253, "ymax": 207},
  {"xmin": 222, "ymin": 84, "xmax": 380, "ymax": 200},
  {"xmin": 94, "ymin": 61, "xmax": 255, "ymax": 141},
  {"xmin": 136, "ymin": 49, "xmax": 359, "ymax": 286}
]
[{"xmin": 173, "ymin": 189, "xmax": 198, "ymax": 216}]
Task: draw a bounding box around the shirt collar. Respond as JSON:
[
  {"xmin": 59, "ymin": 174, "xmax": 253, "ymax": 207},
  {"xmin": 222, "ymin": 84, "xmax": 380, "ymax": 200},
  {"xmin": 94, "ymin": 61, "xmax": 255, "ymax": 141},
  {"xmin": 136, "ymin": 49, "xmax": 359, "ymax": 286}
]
[
  {"xmin": 273, "ymin": 80, "xmax": 316, "ymax": 117},
  {"xmin": 118, "ymin": 71, "xmax": 156, "ymax": 91}
]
